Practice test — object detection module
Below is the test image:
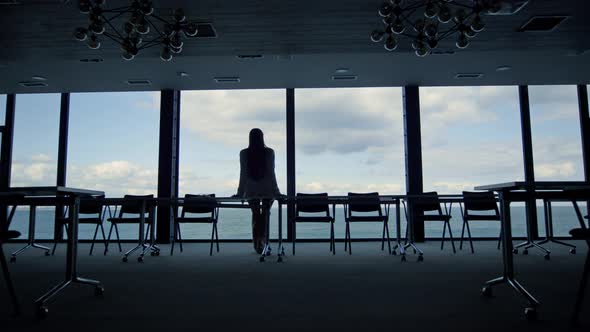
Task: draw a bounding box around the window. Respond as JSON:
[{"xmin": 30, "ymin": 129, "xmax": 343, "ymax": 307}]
[
  {"xmin": 421, "ymin": 86, "xmax": 525, "ymax": 238},
  {"xmin": 530, "ymin": 85, "xmax": 584, "ymax": 236},
  {"xmin": 10, "ymin": 93, "xmax": 61, "ymax": 239},
  {"xmin": 0, "ymin": 94, "xmax": 6, "ymax": 125},
  {"xmin": 295, "ymin": 88, "xmax": 405, "ymax": 239},
  {"xmin": 68, "ymin": 92, "xmax": 160, "ymax": 239},
  {"xmin": 180, "ymin": 89, "xmax": 286, "ymax": 239}
]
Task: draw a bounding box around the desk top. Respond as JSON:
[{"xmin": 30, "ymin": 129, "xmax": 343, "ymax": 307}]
[
  {"xmin": 474, "ymin": 181, "xmax": 590, "ymax": 192},
  {"xmin": 5, "ymin": 186, "xmax": 105, "ymax": 196}
]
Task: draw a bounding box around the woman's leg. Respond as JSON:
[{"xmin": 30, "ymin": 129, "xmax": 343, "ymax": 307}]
[
  {"xmin": 260, "ymin": 199, "xmax": 273, "ymax": 247},
  {"xmin": 248, "ymin": 199, "xmax": 262, "ymax": 252}
]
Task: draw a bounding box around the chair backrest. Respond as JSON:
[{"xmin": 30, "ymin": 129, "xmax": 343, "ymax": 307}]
[
  {"xmin": 79, "ymin": 195, "xmax": 105, "ymax": 215},
  {"xmin": 462, "ymin": 191, "xmax": 499, "ymax": 213},
  {"xmin": 414, "ymin": 192, "xmax": 441, "ymax": 213},
  {"xmin": 296, "ymin": 193, "xmax": 329, "ymax": 215},
  {"xmin": 120, "ymin": 194, "xmax": 154, "ymax": 215},
  {"xmin": 347, "ymin": 192, "xmax": 382, "ymax": 215},
  {"xmin": 182, "ymin": 194, "xmax": 217, "ymax": 215}
]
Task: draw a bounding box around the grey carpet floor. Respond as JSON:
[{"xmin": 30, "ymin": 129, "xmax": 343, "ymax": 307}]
[{"xmin": 0, "ymin": 240, "xmax": 588, "ymax": 331}]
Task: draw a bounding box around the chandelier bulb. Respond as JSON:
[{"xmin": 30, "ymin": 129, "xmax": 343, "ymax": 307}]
[
  {"xmin": 415, "ymin": 46, "xmax": 429, "ymax": 57},
  {"xmin": 391, "ymin": 18, "xmax": 405, "ymax": 34},
  {"xmin": 384, "ymin": 35, "xmax": 398, "ymax": 51},
  {"xmin": 424, "ymin": 2, "xmax": 438, "ymax": 19},
  {"xmin": 121, "ymin": 51, "xmax": 135, "ymax": 61},
  {"xmin": 437, "ymin": 5, "xmax": 452, "ymax": 23},
  {"xmin": 170, "ymin": 35, "xmax": 184, "ymax": 49},
  {"xmin": 140, "ymin": 0, "xmax": 154, "ymax": 16},
  {"xmin": 184, "ymin": 23, "xmax": 198, "ymax": 37},
  {"xmin": 174, "ymin": 8, "xmax": 186, "ymax": 22},
  {"xmin": 79, "ymin": 0, "xmax": 91, "ymax": 14},
  {"xmin": 160, "ymin": 47, "xmax": 173, "ymax": 61},
  {"xmin": 137, "ymin": 21, "xmax": 150, "ymax": 34},
  {"xmin": 427, "ymin": 38, "xmax": 438, "ymax": 49},
  {"xmin": 74, "ymin": 27, "xmax": 88, "ymax": 41},
  {"xmin": 465, "ymin": 28, "xmax": 477, "ymax": 38},
  {"xmin": 370, "ymin": 30, "xmax": 385, "ymax": 42},
  {"xmin": 86, "ymin": 35, "xmax": 101, "ymax": 49},
  {"xmin": 471, "ymin": 15, "xmax": 485, "ymax": 32},
  {"xmin": 378, "ymin": 2, "xmax": 393, "ymax": 17},
  {"xmin": 424, "ymin": 23, "xmax": 437, "ymax": 38},
  {"xmin": 413, "ymin": 19, "xmax": 425, "ymax": 33},
  {"xmin": 456, "ymin": 33, "xmax": 469, "ymax": 49},
  {"xmin": 90, "ymin": 21, "xmax": 105, "ymax": 35}
]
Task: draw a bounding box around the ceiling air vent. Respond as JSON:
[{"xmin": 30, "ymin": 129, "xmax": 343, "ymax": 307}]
[
  {"xmin": 236, "ymin": 54, "xmax": 264, "ymax": 60},
  {"xmin": 430, "ymin": 49, "xmax": 456, "ymax": 55},
  {"xmin": 126, "ymin": 79, "xmax": 152, "ymax": 86},
  {"xmin": 455, "ymin": 73, "xmax": 484, "ymax": 79},
  {"xmin": 214, "ymin": 77, "xmax": 240, "ymax": 83},
  {"xmin": 19, "ymin": 81, "xmax": 48, "ymax": 88},
  {"xmin": 79, "ymin": 58, "xmax": 104, "ymax": 63},
  {"xmin": 184, "ymin": 23, "xmax": 217, "ymax": 38},
  {"xmin": 483, "ymin": 0, "xmax": 528, "ymax": 15},
  {"xmin": 331, "ymin": 75, "xmax": 358, "ymax": 81},
  {"xmin": 519, "ymin": 16, "xmax": 568, "ymax": 32}
]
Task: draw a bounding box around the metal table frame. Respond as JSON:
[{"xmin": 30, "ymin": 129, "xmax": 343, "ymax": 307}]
[
  {"xmin": 3, "ymin": 186, "xmax": 105, "ymax": 318},
  {"xmin": 474, "ymin": 181, "xmax": 590, "ymax": 319}
]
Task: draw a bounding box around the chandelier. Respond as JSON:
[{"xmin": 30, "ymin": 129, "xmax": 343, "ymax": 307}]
[
  {"xmin": 73, "ymin": 0, "xmax": 199, "ymax": 61},
  {"xmin": 370, "ymin": 0, "xmax": 504, "ymax": 57}
]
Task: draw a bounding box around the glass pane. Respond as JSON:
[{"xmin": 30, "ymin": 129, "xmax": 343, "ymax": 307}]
[
  {"xmin": 179, "ymin": 89, "xmax": 286, "ymax": 240},
  {"xmin": 10, "ymin": 93, "xmax": 61, "ymax": 239},
  {"xmin": 296, "ymin": 87, "xmax": 405, "ymax": 239},
  {"xmin": 421, "ymin": 86, "xmax": 525, "ymax": 238},
  {"xmin": 68, "ymin": 92, "xmax": 160, "ymax": 239},
  {"xmin": 530, "ymin": 85, "xmax": 584, "ymax": 236},
  {"xmin": 0, "ymin": 94, "xmax": 6, "ymax": 125}
]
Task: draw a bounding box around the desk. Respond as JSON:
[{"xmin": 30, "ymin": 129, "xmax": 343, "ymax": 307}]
[
  {"xmin": 278, "ymin": 195, "xmax": 403, "ymax": 262},
  {"xmin": 2, "ymin": 186, "xmax": 105, "ymax": 318},
  {"xmin": 474, "ymin": 181, "xmax": 590, "ymax": 319}
]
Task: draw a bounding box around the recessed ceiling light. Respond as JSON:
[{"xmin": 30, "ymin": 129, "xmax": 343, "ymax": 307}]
[
  {"xmin": 126, "ymin": 79, "xmax": 152, "ymax": 86},
  {"xmin": 177, "ymin": 71, "xmax": 190, "ymax": 77},
  {"xmin": 19, "ymin": 81, "xmax": 48, "ymax": 88},
  {"xmin": 31, "ymin": 75, "xmax": 47, "ymax": 81},
  {"xmin": 335, "ymin": 68, "xmax": 350, "ymax": 74},
  {"xmin": 236, "ymin": 54, "xmax": 264, "ymax": 60},
  {"xmin": 331, "ymin": 75, "xmax": 358, "ymax": 81},
  {"xmin": 496, "ymin": 66, "xmax": 512, "ymax": 72},
  {"xmin": 455, "ymin": 73, "xmax": 484, "ymax": 79},
  {"xmin": 214, "ymin": 77, "xmax": 240, "ymax": 83}
]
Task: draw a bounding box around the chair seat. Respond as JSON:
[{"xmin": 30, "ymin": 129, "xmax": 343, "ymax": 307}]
[
  {"xmin": 570, "ymin": 228, "xmax": 590, "ymax": 239},
  {"xmin": 175, "ymin": 217, "xmax": 216, "ymax": 224},
  {"xmin": 294, "ymin": 216, "xmax": 334, "ymax": 223},
  {"xmin": 421, "ymin": 214, "xmax": 451, "ymax": 221},
  {"xmin": 57, "ymin": 217, "xmax": 103, "ymax": 224},
  {"xmin": 108, "ymin": 217, "xmax": 153, "ymax": 224},
  {"xmin": 463, "ymin": 214, "xmax": 501, "ymax": 221},
  {"xmin": 0, "ymin": 230, "xmax": 21, "ymax": 241},
  {"xmin": 346, "ymin": 216, "xmax": 387, "ymax": 222}
]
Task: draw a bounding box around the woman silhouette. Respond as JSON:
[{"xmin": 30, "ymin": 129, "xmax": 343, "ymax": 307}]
[{"xmin": 235, "ymin": 128, "xmax": 281, "ymax": 253}]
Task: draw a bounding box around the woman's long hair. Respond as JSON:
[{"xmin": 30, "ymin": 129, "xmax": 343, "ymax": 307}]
[{"xmin": 247, "ymin": 128, "xmax": 266, "ymax": 180}]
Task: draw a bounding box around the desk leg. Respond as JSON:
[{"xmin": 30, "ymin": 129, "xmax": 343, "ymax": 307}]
[
  {"xmin": 514, "ymin": 199, "xmax": 551, "ymax": 257},
  {"xmin": 34, "ymin": 196, "xmax": 103, "ymax": 319},
  {"xmin": 535, "ymin": 200, "xmax": 576, "ymax": 254},
  {"xmin": 277, "ymin": 201, "xmax": 285, "ymax": 262},
  {"xmin": 394, "ymin": 200, "xmax": 406, "ymax": 261},
  {"xmin": 402, "ymin": 200, "xmax": 424, "ymax": 262},
  {"xmin": 259, "ymin": 201, "xmax": 272, "ymax": 262},
  {"xmin": 11, "ymin": 205, "xmax": 50, "ymax": 261},
  {"xmin": 483, "ymin": 192, "xmax": 539, "ymax": 319}
]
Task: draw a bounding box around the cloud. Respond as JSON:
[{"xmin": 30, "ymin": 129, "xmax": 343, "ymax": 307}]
[
  {"xmin": 536, "ymin": 162, "xmax": 576, "ymax": 178},
  {"xmin": 298, "ymin": 181, "xmax": 402, "ymax": 195},
  {"xmin": 11, "ymin": 154, "xmax": 56, "ymax": 186}
]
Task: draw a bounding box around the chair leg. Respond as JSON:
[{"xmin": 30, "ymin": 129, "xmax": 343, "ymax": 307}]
[
  {"xmin": 209, "ymin": 222, "xmax": 215, "ymax": 256},
  {"xmin": 114, "ymin": 224, "xmax": 122, "ymax": 252},
  {"xmin": 52, "ymin": 223, "xmax": 66, "ymax": 255},
  {"xmin": 344, "ymin": 222, "xmax": 349, "ymax": 252},
  {"xmin": 292, "ymin": 221, "xmax": 296, "ymax": 256},
  {"xmin": 447, "ymin": 221, "xmax": 456, "ymax": 254},
  {"xmin": 0, "ymin": 245, "xmax": 20, "ymax": 316},
  {"xmin": 99, "ymin": 223, "xmax": 108, "ymax": 256},
  {"xmin": 105, "ymin": 223, "xmax": 114, "ymax": 255},
  {"xmin": 215, "ymin": 222, "xmax": 220, "ymax": 253},
  {"xmin": 441, "ymin": 221, "xmax": 447, "ymax": 250},
  {"xmin": 330, "ymin": 222, "xmax": 335, "ymax": 255},
  {"xmin": 572, "ymin": 249, "xmax": 590, "ymax": 325},
  {"xmin": 178, "ymin": 224, "xmax": 184, "ymax": 252},
  {"xmin": 460, "ymin": 220, "xmax": 466, "ymax": 250},
  {"xmin": 170, "ymin": 223, "xmax": 177, "ymax": 256},
  {"xmin": 89, "ymin": 223, "xmax": 100, "ymax": 256},
  {"xmin": 385, "ymin": 222, "xmax": 392, "ymax": 255},
  {"xmin": 381, "ymin": 221, "xmax": 386, "ymax": 251},
  {"xmin": 346, "ymin": 222, "xmax": 352, "ymax": 255},
  {"xmin": 497, "ymin": 227, "xmax": 503, "ymax": 250},
  {"xmin": 465, "ymin": 220, "xmax": 474, "ymax": 254}
]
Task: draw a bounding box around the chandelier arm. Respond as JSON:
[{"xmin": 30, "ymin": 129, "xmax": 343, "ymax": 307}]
[
  {"xmin": 102, "ymin": 6, "xmax": 132, "ymax": 13},
  {"xmin": 102, "ymin": 31, "xmax": 124, "ymax": 44},
  {"xmin": 145, "ymin": 17, "xmax": 166, "ymax": 38},
  {"xmin": 102, "ymin": 10, "xmax": 130, "ymax": 22},
  {"xmin": 403, "ymin": 3, "xmax": 426, "ymax": 11},
  {"xmin": 451, "ymin": 2, "xmax": 476, "ymax": 10},
  {"xmin": 149, "ymin": 14, "xmax": 172, "ymax": 26},
  {"xmin": 138, "ymin": 41, "xmax": 164, "ymax": 51},
  {"xmin": 101, "ymin": 14, "xmax": 126, "ymax": 40},
  {"xmin": 437, "ymin": 25, "xmax": 460, "ymax": 41}
]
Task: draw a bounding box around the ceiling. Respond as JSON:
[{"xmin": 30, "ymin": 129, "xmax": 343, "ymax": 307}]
[{"xmin": 0, "ymin": 0, "xmax": 589, "ymax": 94}]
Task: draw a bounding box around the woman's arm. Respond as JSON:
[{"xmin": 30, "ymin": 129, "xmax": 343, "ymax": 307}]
[
  {"xmin": 236, "ymin": 150, "xmax": 246, "ymax": 197},
  {"xmin": 269, "ymin": 149, "xmax": 281, "ymax": 195}
]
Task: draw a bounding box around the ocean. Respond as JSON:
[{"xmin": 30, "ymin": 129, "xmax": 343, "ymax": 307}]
[{"xmin": 6, "ymin": 204, "xmax": 586, "ymax": 241}]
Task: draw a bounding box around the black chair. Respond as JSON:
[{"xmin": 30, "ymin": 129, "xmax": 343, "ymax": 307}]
[
  {"xmin": 171, "ymin": 194, "xmax": 219, "ymax": 256},
  {"xmin": 52, "ymin": 195, "xmax": 107, "ymax": 256},
  {"xmin": 107, "ymin": 194, "xmax": 157, "ymax": 261},
  {"xmin": 344, "ymin": 192, "xmax": 391, "ymax": 255},
  {"xmin": 459, "ymin": 191, "xmax": 502, "ymax": 254},
  {"xmin": 0, "ymin": 194, "xmax": 24, "ymax": 316},
  {"xmin": 414, "ymin": 192, "xmax": 456, "ymax": 253},
  {"xmin": 292, "ymin": 193, "xmax": 335, "ymax": 255},
  {"xmin": 569, "ymin": 226, "xmax": 589, "ymax": 325}
]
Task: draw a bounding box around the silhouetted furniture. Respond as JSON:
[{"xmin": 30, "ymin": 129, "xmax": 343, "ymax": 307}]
[
  {"xmin": 344, "ymin": 192, "xmax": 391, "ymax": 255},
  {"xmin": 292, "ymin": 193, "xmax": 335, "ymax": 255},
  {"xmin": 569, "ymin": 227, "xmax": 589, "ymax": 325},
  {"xmin": 0, "ymin": 194, "xmax": 24, "ymax": 316},
  {"xmin": 459, "ymin": 191, "xmax": 502, "ymax": 254},
  {"xmin": 525, "ymin": 198, "xmax": 577, "ymax": 255},
  {"xmin": 414, "ymin": 192, "xmax": 456, "ymax": 253},
  {"xmin": 52, "ymin": 195, "xmax": 107, "ymax": 256},
  {"xmin": 107, "ymin": 194, "xmax": 159, "ymax": 262},
  {"xmin": 171, "ymin": 194, "xmax": 219, "ymax": 256}
]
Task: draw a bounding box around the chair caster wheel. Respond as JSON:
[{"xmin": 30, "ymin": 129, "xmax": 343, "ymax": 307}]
[
  {"xmin": 36, "ymin": 306, "xmax": 48, "ymax": 319},
  {"xmin": 45, "ymin": 251, "xmax": 51, "ymax": 256},
  {"xmin": 482, "ymin": 286, "xmax": 492, "ymax": 297},
  {"xmin": 523, "ymin": 249, "xmax": 528, "ymax": 255},
  {"xmin": 401, "ymin": 255, "xmax": 406, "ymax": 262},
  {"xmin": 277, "ymin": 256, "xmax": 283, "ymax": 263},
  {"xmin": 259, "ymin": 256, "xmax": 265, "ymax": 262},
  {"xmin": 10, "ymin": 256, "xmax": 16, "ymax": 263},
  {"xmin": 513, "ymin": 249, "xmax": 518, "ymax": 254},
  {"xmin": 150, "ymin": 251, "xmax": 156, "ymax": 256},
  {"xmin": 570, "ymin": 248, "xmax": 576, "ymax": 254},
  {"xmin": 122, "ymin": 256, "xmax": 128, "ymax": 263},
  {"xmin": 524, "ymin": 307, "xmax": 537, "ymax": 321},
  {"xmin": 417, "ymin": 255, "xmax": 424, "ymax": 262},
  {"xmin": 138, "ymin": 256, "xmax": 144, "ymax": 263},
  {"xmin": 544, "ymin": 254, "xmax": 550, "ymax": 260},
  {"xmin": 94, "ymin": 286, "xmax": 104, "ymax": 296}
]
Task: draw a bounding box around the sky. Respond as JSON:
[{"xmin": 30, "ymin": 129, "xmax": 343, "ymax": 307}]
[{"xmin": 2, "ymin": 85, "xmax": 586, "ymax": 197}]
